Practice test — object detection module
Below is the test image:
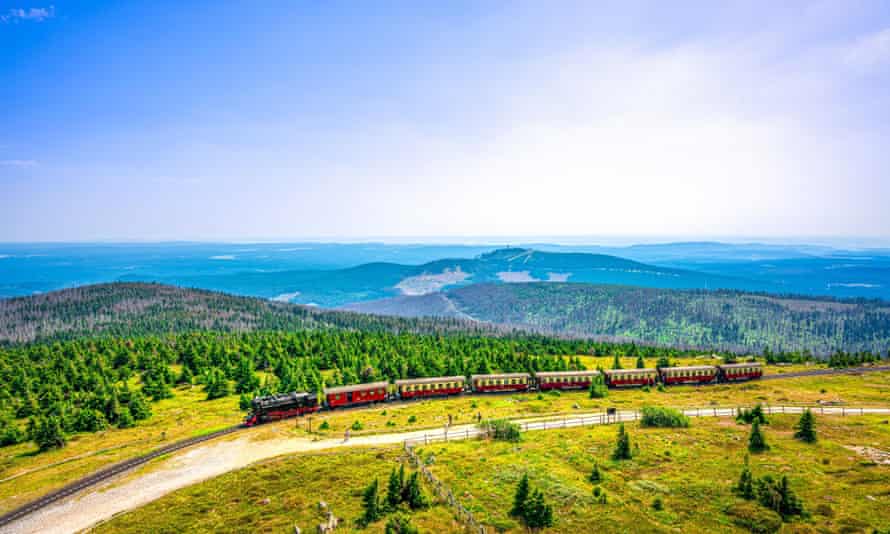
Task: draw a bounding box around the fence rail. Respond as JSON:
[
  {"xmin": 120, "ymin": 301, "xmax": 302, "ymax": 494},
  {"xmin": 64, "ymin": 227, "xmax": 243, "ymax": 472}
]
[
  {"xmin": 404, "ymin": 440, "xmax": 488, "ymax": 534},
  {"xmin": 403, "ymin": 404, "xmax": 890, "ymax": 448}
]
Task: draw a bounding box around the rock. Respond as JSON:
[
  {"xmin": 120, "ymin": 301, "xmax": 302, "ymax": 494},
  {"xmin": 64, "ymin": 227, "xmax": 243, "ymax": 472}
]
[
  {"xmin": 318, "ymin": 500, "xmax": 327, "ymax": 510},
  {"xmin": 294, "ymin": 527, "xmax": 301, "ymax": 534},
  {"xmin": 260, "ymin": 497, "xmax": 271, "ymax": 505}
]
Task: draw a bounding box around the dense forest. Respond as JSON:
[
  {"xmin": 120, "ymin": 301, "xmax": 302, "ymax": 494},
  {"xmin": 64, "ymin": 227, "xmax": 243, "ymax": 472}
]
[
  {"xmin": 0, "ymin": 328, "xmax": 749, "ymax": 451},
  {"xmin": 0, "ymin": 283, "xmax": 502, "ymax": 343},
  {"xmin": 445, "ymin": 283, "xmax": 890, "ymax": 354}
]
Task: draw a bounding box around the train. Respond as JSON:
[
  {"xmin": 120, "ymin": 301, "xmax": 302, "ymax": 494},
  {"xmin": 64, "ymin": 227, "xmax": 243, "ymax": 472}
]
[{"xmin": 244, "ymin": 361, "xmax": 763, "ymax": 426}]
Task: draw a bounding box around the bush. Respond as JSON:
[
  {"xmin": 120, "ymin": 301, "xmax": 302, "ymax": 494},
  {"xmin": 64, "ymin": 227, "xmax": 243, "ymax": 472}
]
[
  {"xmin": 407, "ymin": 415, "xmax": 417, "ymax": 424},
  {"xmin": 117, "ymin": 407, "xmax": 135, "ymax": 429},
  {"xmin": 32, "ymin": 416, "xmax": 66, "ymax": 451},
  {"xmin": 612, "ymin": 422, "xmax": 632, "ymax": 460},
  {"xmin": 725, "ymin": 501, "xmax": 783, "ymax": 534},
  {"xmin": 588, "ymin": 374, "xmax": 608, "ymax": 398},
  {"xmin": 737, "ymin": 404, "xmax": 769, "ymax": 425},
  {"xmin": 640, "ymin": 406, "xmax": 690, "ymax": 428},
  {"xmin": 351, "ymin": 420, "xmax": 364, "ymax": 431},
  {"xmin": 319, "ymin": 420, "xmax": 330, "ymax": 430},
  {"xmin": 652, "ymin": 497, "xmax": 664, "ymax": 511},
  {"xmin": 748, "ymin": 420, "xmax": 769, "ymax": 453},
  {"xmin": 385, "ymin": 514, "xmax": 418, "ymax": 534},
  {"xmin": 484, "ymin": 419, "xmax": 521, "ymax": 442}
]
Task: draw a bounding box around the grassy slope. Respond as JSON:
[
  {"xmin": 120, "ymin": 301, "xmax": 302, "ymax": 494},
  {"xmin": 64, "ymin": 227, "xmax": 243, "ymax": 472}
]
[
  {"xmin": 419, "ymin": 414, "xmax": 890, "ymax": 533},
  {"xmin": 89, "ymin": 414, "xmax": 890, "ymax": 533},
  {"xmin": 90, "ymin": 448, "xmax": 456, "ymax": 534},
  {"xmin": 3, "ymin": 365, "xmax": 887, "ymax": 517}
]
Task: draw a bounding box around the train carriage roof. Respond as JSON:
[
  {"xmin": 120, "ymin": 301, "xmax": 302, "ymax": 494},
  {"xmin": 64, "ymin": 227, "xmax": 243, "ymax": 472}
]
[
  {"xmin": 534, "ymin": 370, "xmax": 601, "ymax": 378},
  {"xmin": 603, "ymin": 368, "xmax": 657, "ymax": 375},
  {"xmin": 718, "ymin": 362, "xmax": 763, "ymax": 369},
  {"xmin": 659, "ymin": 365, "xmax": 718, "ymax": 372},
  {"xmin": 470, "ymin": 372, "xmax": 531, "ymax": 380},
  {"xmin": 324, "ymin": 381, "xmax": 389, "ymax": 395},
  {"xmin": 395, "ymin": 376, "xmax": 466, "ymax": 386}
]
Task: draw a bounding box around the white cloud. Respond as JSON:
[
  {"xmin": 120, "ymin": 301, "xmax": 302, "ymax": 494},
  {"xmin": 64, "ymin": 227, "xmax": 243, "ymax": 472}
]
[
  {"xmin": 0, "ymin": 159, "xmax": 38, "ymax": 167},
  {"xmin": 843, "ymin": 27, "xmax": 890, "ymax": 69},
  {"xmin": 1, "ymin": 6, "xmax": 54, "ymax": 23}
]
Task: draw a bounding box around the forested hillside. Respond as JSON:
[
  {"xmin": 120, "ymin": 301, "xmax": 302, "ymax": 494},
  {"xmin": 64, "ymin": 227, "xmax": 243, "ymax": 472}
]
[
  {"xmin": 0, "ymin": 283, "xmax": 498, "ymax": 343},
  {"xmin": 446, "ymin": 284, "xmax": 890, "ymax": 354}
]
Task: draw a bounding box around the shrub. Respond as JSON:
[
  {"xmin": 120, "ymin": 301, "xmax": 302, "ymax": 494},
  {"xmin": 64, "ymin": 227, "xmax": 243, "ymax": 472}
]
[
  {"xmin": 351, "ymin": 420, "xmax": 364, "ymax": 431},
  {"xmin": 484, "ymin": 419, "xmax": 521, "ymax": 442},
  {"xmin": 652, "ymin": 497, "xmax": 664, "ymax": 511},
  {"xmin": 748, "ymin": 420, "xmax": 769, "ymax": 453},
  {"xmin": 404, "ymin": 471, "xmax": 429, "ymax": 510},
  {"xmin": 32, "ymin": 415, "xmax": 66, "ymax": 451},
  {"xmin": 640, "ymin": 406, "xmax": 690, "ymax": 428},
  {"xmin": 117, "ymin": 407, "xmax": 135, "ymax": 429},
  {"xmin": 737, "ymin": 404, "xmax": 769, "ymax": 425},
  {"xmin": 794, "ymin": 409, "xmax": 817, "ymax": 443},
  {"xmin": 385, "ymin": 514, "xmax": 418, "ymax": 534},
  {"xmin": 588, "ymin": 374, "xmax": 608, "ymax": 399},
  {"xmin": 319, "ymin": 420, "xmax": 330, "ymax": 430},
  {"xmin": 657, "ymin": 384, "xmax": 666, "ymax": 392},
  {"xmin": 755, "ymin": 475, "xmax": 804, "ymax": 519},
  {"xmin": 612, "ymin": 422, "xmax": 632, "ymax": 460},
  {"xmin": 589, "ymin": 462, "xmax": 603, "ymax": 483},
  {"xmin": 360, "ymin": 478, "xmax": 382, "ymax": 526},
  {"xmin": 407, "ymin": 415, "xmax": 417, "ymax": 424},
  {"xmin": 725, "ymin": 501, "xmax": 782, "ymax": 534}
]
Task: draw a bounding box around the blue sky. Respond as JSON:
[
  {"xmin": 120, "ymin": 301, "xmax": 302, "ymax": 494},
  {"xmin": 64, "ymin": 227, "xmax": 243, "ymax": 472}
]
[{"xmin": 2, "ymin": 1, "xmax": 890, "ymax": 242}]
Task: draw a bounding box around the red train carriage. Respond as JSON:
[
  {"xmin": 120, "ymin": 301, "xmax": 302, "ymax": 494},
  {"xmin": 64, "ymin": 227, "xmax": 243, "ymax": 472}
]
[
  {"xmin": 535, "ymin": 370, "xmax": 601, "ymax": 391},
  {"xmin": 325, "ymin": 381, "xmax": 389, "ymax": 409},
  {"xmin": 245, "ymin": 391, "xmax": 319, "ymax": 426},
  {"xmin": 603, "ymin": 368, "xmax": 658, "ymax": 387},
  {"xmin": 396, "ymin": 376, "xmax": 466, "ymax": 399},
  {"xmin": 470, "ymin": 373, "xmax": 531, "ymax": 393},
  {"xmin": 718, "ymin": 362, "xmax": 763, "ymax": 382},
  {"xmin": 659, "ymin": 365, "xmax": 718, "ymax": 385}
]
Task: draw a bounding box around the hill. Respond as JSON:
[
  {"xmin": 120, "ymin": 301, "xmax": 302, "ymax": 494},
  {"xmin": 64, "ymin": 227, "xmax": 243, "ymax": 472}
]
[
  {"xmin": 345, "ymin": 283, "xmax": 890, "ymax": 354},
  {"xmin": 154, "ymin": 247, "xmax": 762, "ymax": 307},
  {"xmin": 0, "ymin": 282, "xmax": 498, "ymax": 343}
]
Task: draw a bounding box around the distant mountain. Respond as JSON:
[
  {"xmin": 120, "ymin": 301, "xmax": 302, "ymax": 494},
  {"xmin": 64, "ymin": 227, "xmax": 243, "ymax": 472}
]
[
  {"xmin": 0, "ymin": 283, "xmax": 499, "ymax": 343},
  {"xmin": 344, "ymin": 282, "xmax": 890, "ymax": 354},
  {"xmin": 153, "ymin": 247, "xmax": 766, "ymax": 307}
]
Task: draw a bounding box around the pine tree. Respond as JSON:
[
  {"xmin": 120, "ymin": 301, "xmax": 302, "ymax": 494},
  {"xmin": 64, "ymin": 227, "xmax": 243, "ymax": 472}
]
[
  {"xmin": 361, "ymin": 478, "xmax": 382, "ymax": 525},
  {"xmin": 129, "ymin": 391, "xmax": 152, "ymax": 420},
  {"xmin": 33, "ymin": 415, "xmax": 66, "ymax": 451},
  {"xmin": 234, "ymin": 356, "xmax": 260, "ymax": 394},
  {"xmin": 612, "ymin": 422, "xmax": 632, "ymax": 460},
  {"xmin": 386, "ymin": 467, "xmax": 403, "ymax": 510},
  {"xmin": 612, "ymin": 354, "xmax": 623, "ymax": 370},
  {"xmin": 511, "ymin": 473, "xmax": 530, "ymax": 517},
  {"xmin": 404, "ymin": 472, "xmax": 428, "ymax": 510},
  {"xmin": 794, "ymin": 409, "xmax": 817, "ymax": 443},
  {"xmin": 589, "ymin": 462, "xmax": 603, "ymax": 483},
  {"xmin": 656, "ymin": 355, "xmax": 670, "ymax": 370},
  {"xmin": 117, "ymin": 406, "xmax": 135, "ymax": 429},
  {"xmin": 748, "ymin": 420, "xmax": 769, "ymax": 453},
  {"xmin": 735, "ymin": 455, "xmax": 755, "ymax": 499},
  {"xmin": 636, "ymin": 355, "xmax": 645, "ymax": 369},
  {"xmin": 524, "ymin": 489, "xmax": 554, "ymax": 530},
  {"xmin": 588, "ymin": 374, "xmax": 608, "ymax": 399},
  {"xmin": 204, "ymin": 368, "xmax": 231, "ymax": 400}
]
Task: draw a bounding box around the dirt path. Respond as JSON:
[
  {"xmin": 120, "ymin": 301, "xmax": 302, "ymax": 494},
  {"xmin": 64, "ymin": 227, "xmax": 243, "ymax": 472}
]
[{"xmin": 5, "ymin": 405, "xmax": 890, "ymax": 534}]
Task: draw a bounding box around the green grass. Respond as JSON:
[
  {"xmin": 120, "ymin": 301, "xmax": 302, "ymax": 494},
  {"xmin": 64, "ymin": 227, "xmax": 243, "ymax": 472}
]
[
  {"xmin": 417, "ymin": 414, "xmax": 890, "ymax": 533},
  {"xmin": 90, "ymin": 447, "xmax": 455, "ymax": 534}
]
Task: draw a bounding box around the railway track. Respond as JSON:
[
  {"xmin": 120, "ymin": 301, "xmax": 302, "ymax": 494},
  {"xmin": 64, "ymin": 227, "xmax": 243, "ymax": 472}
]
[
  {"xmin": 2, "ymin": 363, "xmax": 890, "ymax": 530},
  {"xmin": 0, "ymin": 425, "xmax": 242, "ymax": 530}
]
